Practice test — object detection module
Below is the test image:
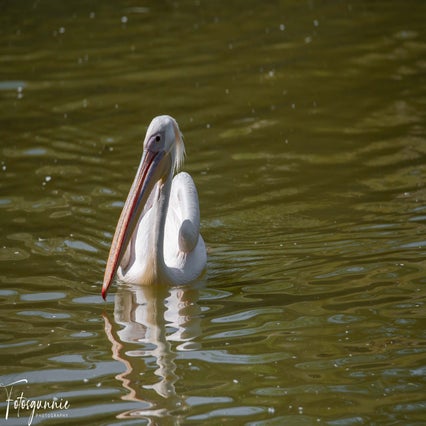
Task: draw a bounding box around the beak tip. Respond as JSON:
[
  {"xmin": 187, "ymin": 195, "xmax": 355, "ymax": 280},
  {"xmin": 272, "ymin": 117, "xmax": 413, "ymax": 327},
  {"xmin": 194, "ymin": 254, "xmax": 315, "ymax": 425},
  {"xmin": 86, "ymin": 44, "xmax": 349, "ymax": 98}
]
[{"xmin": 101, "ymin": 282, "xmax": 109, "ymax": 301}]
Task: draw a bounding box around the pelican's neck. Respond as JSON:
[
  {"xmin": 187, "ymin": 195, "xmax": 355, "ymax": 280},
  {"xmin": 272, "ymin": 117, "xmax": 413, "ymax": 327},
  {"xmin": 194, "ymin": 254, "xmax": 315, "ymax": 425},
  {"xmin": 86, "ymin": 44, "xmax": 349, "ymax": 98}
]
[{"xmin": 152, "ymin": 173, "xmax": 173, "ymax": 283}]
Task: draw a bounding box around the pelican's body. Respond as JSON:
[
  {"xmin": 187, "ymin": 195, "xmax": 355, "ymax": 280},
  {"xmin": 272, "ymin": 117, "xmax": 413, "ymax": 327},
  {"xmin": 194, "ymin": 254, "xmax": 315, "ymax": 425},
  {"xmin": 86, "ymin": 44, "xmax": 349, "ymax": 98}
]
[
  {"xmin": 102, "ymin": 115, "xmax": 206, "ymax": 299},
  {"xmin": 118, "ymin": 171, "xmax": 206, "ymax": 285}
]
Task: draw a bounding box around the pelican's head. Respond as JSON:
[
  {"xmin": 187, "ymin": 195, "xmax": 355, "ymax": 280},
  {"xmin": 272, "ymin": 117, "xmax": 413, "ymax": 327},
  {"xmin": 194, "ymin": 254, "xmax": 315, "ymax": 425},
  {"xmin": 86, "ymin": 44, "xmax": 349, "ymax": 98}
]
[
  {"xmin": 102, "ymin": 115, "xmax": 185, "ymax": 299},
  {"xmin": 144, "ymin": 115, "xmax": 185, "ymax": 175}
]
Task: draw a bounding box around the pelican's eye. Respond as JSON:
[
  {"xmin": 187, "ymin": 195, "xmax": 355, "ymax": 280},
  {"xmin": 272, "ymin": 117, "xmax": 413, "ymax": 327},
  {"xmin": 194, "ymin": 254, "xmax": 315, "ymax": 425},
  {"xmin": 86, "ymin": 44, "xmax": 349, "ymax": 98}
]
[{"xmin": 155, "ymin": 135, "xmax": 161, "ymax": 142}]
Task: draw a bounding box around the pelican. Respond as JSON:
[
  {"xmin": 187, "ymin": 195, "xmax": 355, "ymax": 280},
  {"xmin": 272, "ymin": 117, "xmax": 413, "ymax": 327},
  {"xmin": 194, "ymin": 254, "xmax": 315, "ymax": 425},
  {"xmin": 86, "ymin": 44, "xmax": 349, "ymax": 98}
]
[{"xmin": 102, "ymin": 115, "xmax": 206, "ymax": 299}]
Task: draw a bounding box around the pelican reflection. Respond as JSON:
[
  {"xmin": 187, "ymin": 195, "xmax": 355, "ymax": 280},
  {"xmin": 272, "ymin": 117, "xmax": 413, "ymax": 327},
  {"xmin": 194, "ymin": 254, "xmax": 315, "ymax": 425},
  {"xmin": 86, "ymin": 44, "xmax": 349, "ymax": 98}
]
[{"xmin": 103, "ymin": 281, "xmax": 203, "ymax": 420}]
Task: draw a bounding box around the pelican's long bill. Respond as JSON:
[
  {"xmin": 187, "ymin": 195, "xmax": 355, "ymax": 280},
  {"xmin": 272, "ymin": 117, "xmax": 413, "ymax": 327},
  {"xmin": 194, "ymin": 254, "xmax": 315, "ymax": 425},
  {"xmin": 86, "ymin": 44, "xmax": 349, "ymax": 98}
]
[{"xmin": 102, "ymin": 148, "xmax": 171, "ymax": 299}]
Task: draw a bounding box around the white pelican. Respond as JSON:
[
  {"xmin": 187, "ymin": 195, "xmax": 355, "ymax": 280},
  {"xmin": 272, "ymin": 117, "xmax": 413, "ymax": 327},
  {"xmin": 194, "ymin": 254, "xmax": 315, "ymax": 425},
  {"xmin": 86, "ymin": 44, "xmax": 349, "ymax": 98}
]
[{"xmin": 102, "ymin": 115, "xmax": 206, "ymax": 299}]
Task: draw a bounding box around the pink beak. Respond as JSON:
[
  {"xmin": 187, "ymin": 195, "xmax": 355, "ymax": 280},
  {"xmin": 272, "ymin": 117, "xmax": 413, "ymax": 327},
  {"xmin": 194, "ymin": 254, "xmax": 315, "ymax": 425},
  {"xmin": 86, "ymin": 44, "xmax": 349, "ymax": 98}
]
[{"xmin": 102, "ymin": 148, "xmax": 170, "ymax": 299}]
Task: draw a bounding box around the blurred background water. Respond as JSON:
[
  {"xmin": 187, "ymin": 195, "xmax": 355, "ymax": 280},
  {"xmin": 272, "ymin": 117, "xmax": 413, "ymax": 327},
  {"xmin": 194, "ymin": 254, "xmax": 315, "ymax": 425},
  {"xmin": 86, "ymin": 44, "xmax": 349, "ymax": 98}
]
[{"xmin": 1, "ymin": 1, "xmax": 426, "ymax": 425}]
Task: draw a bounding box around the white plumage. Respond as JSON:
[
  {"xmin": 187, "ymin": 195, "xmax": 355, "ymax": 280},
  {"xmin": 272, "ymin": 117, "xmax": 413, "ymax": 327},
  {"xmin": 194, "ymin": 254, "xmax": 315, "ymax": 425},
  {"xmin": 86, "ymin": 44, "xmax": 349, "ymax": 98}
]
[{"xmin": 102, "ymin": 116, "xmax": 206, "ymax": 298}]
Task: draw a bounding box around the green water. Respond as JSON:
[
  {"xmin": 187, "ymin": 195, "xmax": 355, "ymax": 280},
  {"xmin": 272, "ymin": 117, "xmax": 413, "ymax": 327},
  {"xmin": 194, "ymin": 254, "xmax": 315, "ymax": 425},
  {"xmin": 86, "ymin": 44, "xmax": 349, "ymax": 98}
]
[{"xmin": 1, "ymin": 1, "xmax": 426, "ymax": 425}]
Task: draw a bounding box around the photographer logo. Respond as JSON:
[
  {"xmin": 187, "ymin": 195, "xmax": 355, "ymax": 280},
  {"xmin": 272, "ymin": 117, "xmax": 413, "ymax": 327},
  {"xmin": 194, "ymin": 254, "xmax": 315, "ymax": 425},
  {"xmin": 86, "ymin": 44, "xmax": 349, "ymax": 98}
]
[{"xmin": 1, "ymin": 378, "xmax": 70, "ymax": 425}]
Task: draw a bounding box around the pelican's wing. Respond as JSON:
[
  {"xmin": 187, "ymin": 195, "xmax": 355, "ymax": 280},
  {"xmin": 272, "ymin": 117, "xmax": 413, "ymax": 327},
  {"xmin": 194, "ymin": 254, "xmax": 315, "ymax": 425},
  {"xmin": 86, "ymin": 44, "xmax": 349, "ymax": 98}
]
[{"xmin": 167, "ymin": 172, "xmax": 201, "ymax": 254}]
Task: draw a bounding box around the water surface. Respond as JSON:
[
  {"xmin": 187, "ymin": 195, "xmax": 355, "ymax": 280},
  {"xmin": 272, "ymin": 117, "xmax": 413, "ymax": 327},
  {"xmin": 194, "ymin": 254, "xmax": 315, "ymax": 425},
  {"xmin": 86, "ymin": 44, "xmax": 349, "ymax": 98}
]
[{"xmin": 1, "ymin": 1, "xmax": 426, "ymax": 425}]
